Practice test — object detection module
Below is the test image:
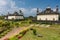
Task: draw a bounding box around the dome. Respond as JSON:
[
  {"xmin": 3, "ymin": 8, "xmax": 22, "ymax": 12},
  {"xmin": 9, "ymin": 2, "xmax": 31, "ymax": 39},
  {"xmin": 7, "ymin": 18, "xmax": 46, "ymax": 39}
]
[
  {"xmin": 46, "ymin": 6, "xmax": 51, "ymax": 9},
  {"xmin": 46, "ymin": 5, "xmax": 51, "ymax": 9},
  {"xmin": 46, "ymin": 6, "xmax": 51, "ymax": 10}
]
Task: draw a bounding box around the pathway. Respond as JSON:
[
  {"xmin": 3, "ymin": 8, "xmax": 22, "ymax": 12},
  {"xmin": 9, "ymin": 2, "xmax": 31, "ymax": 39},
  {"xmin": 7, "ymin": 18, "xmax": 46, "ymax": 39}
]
[{"xmin": 0, "ymin": 24, "xmax": 34, "ymax": 40}]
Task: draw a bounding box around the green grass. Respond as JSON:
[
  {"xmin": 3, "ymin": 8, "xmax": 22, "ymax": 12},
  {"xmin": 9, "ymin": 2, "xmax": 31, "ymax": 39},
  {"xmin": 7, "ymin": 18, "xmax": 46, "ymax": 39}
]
[
  {"xmin": 0, "ymin": 28, "xmax": 12, "ymax": 38},
  {"xmin": 0, "ymin": 19, "xmax": 60, "ymax": 40},
  {"xmin": 10, "ymin": 37, "xmax": 18, "ymax": 40},
  {"xmin": 20, "ymin": 25, "xmax": 60, "ymax": 40}
]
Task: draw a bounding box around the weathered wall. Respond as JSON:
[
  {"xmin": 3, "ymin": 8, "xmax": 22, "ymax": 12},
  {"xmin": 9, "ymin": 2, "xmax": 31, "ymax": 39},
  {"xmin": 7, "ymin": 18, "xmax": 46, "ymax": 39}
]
[
  {"xmin": 37, "ymin": 15, "xmax": 59, "ymax": 21},
  {"xmin": 8, "ymin": 16, "xmax": 24, "ymax": 20}
]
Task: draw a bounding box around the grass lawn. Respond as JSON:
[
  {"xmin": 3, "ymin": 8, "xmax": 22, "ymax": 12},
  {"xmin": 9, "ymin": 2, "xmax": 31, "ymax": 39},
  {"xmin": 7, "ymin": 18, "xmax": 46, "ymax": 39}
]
[
  {"xmin": 0, "ymin": 20, "xmax": 60, "ymax": 40},
  {"xmin": 19, "ymin": 24, "xmax": 60, "ymax": 40}
]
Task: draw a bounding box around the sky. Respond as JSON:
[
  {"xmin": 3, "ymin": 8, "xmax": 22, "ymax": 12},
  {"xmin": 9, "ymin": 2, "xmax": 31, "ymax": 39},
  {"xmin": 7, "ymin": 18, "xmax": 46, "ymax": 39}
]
[{"xmin": 0, "ymin": 0, "xmax": 60, "ymax": 17}]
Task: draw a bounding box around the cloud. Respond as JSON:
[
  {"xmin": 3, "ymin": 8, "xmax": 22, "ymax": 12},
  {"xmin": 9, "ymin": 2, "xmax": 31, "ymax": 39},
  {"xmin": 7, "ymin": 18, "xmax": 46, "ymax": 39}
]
[
  {"xmin": 10, "ymin": 1, "xmax": 16, "ymax": 9},
  {"xmin": 53, "ymin": 9, "xmax": 56, "ymax": 12},
  {"xmin": 59, "ymin": 9, "xmax": 60, "ymax": 13},
  {"xmin": 52, "ymin": 8, "xmax": 60, "ymax": 12},
  {"xmin": 0, "ymin": 0, "xmax": 7, "ymax": 6},
  {"xmin": 7, "ymin": 0, "xmax": 26, "ymax": 14},
  {"xmin": 0, "ymin": 0, "xmax": 13, "ymax": 15},
  {"xmin": 30, "ymin": 8, "xmax": 42, "ymax": 14},
  {"xmin": 19, "ymin": 8, "xmax": 27, "ymax": 13},
  {"xmin": 19, "ymin": 1, "xmax": 25, "ymax": 5},
  {"xmin": 30, "ymin": 8, "xmax": 37, "ymax": 13},
  {"xmin": 0, "ymin": 0, "xmax": 25, "ymax": 14},
  {"xmin": 0, "ymin": 0, "xmax": 37, "ymax": 17}
]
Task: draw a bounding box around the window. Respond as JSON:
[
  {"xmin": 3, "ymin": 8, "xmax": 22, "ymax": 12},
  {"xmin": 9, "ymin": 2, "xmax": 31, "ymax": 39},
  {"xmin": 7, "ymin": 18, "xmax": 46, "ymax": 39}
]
[
  {"xmin": 40, "ymin": 18, "xmax": 41, "ymax": 20},
  {"xmin": 46, "ymin": 18, "xmax": 47, "ymax": 20},
  {"xmin": 53, "ymin": 18, "xmax": 55, "ymax": 21}
]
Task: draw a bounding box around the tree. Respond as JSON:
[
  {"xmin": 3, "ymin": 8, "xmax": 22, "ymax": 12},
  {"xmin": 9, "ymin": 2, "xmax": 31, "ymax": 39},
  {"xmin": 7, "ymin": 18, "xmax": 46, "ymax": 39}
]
[
  {"xmin": 19, "ymin": 10, "xmax": 23, "ymax": 15},
  {"xmin": 28, "ymin": 16, "xmax": 34, "ymax": 20}
]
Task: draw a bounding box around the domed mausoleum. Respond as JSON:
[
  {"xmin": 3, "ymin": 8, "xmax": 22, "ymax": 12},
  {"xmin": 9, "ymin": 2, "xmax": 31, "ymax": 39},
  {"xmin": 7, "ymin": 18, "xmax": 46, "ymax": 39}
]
[
  {"xmin": 37, "ymin": 6, "xmax": 60, "ymax": 21},
  {"xmin": 5, "ymin": 10, "xmax": 24, "ymax": 20}
]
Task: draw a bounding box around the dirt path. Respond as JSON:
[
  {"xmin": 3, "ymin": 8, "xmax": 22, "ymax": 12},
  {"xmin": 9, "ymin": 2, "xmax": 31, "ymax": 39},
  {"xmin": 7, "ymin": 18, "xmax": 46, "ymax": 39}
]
[{"xmin": 0, "ymin": 24, "xmax": 34, "ymax": 40}]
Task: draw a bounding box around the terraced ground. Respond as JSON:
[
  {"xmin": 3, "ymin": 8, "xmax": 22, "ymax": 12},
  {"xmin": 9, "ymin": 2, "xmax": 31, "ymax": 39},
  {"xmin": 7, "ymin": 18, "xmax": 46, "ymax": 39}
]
[
  {"xmin": 1, "ymin": 24, "xmax": 60, "ymax": 40},
  {"xmin": 0, "ymin": 24, "xmax": 34, "ymax": 40},
  {"xmin": 19, "ymin": 24, "xmax": 60, "ymax": 40},
  {"xmin": 0, "ymin": 27, "xmax": 26, "ymax": 40}
]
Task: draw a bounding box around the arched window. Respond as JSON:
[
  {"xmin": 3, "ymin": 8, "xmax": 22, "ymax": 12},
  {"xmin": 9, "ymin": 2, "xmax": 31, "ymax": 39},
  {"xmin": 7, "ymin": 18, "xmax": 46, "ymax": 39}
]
[
  {"xmin": 40, "ymin": 18, "xmax": 41, "ymax": 20},
  {"xmin": 53, "ymin": 18, "xmax": 55, "ymax": 21},
  {"xmin": 46, "ymin": 18, "xmax": 47, "ymax": 21}
]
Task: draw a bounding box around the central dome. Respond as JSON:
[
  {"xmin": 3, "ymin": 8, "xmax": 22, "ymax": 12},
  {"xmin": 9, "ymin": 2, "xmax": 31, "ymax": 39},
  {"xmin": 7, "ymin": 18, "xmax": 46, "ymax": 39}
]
[
  {"xmin": 46, "ymin": 6, "xmax": 51, "ymax": 9},
  {"xmin": 46, "ymin": 6, "xmax": 51, "ymax": 10},
  {"xmin": 46, "ymin": 5, "xmax": 51, "ymax": 9}
]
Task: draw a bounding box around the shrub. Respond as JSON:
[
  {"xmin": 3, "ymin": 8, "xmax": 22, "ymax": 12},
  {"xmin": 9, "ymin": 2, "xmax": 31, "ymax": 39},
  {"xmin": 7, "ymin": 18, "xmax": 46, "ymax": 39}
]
[
  {"xmin": 30, "ymin": 28, "xmax": 33, "ymax": 30},
  {"xmin": 33, "ymin": 29, "xmax": 37, "ymax": 35},
  {"xmin": 22, "ymin": 31, "xmax": 27, "ymax": 36},
  {"xmin": 18, "ymin": 36, "xmax": 22, "ymax": 39}
]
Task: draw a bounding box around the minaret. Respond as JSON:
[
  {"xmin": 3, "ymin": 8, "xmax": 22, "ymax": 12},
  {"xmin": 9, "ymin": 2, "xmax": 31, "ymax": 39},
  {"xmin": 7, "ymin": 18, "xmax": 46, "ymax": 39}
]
[
  {"xmin": 8, "ymin": 12, "xmax": 10, "ymax": 15},
  {"xmin": 37, "ymin": 8, "xmax": 39, "ymax": 14},
  {"xmin": 56, "ymin": 5, "xmax": 59, "ymax": 12}
]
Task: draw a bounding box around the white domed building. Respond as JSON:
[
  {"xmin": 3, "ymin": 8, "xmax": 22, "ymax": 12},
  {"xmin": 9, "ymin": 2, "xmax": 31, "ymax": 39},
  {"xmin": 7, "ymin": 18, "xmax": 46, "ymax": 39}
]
[
  {"xmin": 37, "ymin": 6, "xmax": 60, "ymax": 21},
  {"xmin": 5, "ymin": 10, "xmax": 24, "ymax": 20}
]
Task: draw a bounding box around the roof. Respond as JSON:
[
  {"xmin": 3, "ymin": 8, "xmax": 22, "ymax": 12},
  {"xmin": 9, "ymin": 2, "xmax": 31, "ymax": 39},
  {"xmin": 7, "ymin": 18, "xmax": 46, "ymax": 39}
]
[
  {"xmin": 8, "ymin": 12, "xmax": 23, "ymax": 16},
  {"xmin": 5, "ymin": 11, "xmax": 23, "ymax": 17},
  {"xmin": 37, "ymin": 7, "xmax": 60, "ymax": 15},
  {"xmin": 37, "ymin": 12, "xmax": 60, "ymax": 15}
]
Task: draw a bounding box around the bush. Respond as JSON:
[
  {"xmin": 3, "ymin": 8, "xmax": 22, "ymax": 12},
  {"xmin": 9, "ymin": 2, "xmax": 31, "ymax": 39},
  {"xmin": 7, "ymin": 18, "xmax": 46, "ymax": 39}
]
[
  {"xmin": 33, "ymin": 29, "xmax": 37, "ymax": 35},
  {"xmin": 30, "ymin": 28, "xmax": 33, "ymax": 30},
  {"xmin": 21, "ymin": 31, "xmax": 27, "ymax": 36}
]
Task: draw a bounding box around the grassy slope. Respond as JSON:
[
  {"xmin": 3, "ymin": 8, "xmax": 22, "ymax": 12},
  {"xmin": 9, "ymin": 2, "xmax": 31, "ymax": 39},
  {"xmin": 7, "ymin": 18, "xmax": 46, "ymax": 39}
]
[{"xmin": 20, "ymin": 25, "xmax": 60, "ymax": 40}]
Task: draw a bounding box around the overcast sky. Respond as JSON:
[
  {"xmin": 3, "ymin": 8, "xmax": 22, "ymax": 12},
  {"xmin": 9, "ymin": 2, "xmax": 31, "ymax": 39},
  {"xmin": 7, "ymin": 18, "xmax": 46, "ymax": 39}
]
[{"xmin": 0, "ymin": 0, "xmax": 60, "ymax": 17}]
